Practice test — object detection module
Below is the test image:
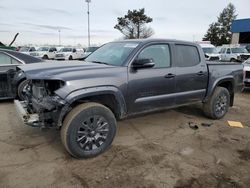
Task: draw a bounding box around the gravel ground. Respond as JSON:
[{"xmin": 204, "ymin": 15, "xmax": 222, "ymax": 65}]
[{"xmin": 0, "ymin": 91, "xmax": 250, "ymax": 188}]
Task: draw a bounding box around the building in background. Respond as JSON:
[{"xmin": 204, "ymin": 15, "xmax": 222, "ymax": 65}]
[{"xmin": 231, "ymin": 18, "xmax": 250, "ymax": 44}]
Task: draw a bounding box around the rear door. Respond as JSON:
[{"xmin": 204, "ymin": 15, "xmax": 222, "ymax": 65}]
[
  {"xmin": 174, "ymin": 44, "xmax": 208, "ymax": 105},
  {"xmin": 0, "ymin": 52, "xmax": 22, "ymax": 99}
]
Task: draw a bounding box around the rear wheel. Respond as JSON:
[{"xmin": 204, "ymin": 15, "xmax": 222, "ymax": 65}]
[
  {"xmin": 61, "ymin": 102, "xmax": 117, "ymax": 158},
  {"xmin": 203, "ymin": 87, "xmax": 230, "ymax": 119}
]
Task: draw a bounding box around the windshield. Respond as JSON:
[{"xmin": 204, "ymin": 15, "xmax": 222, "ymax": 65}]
[
  {"xmin": 231, "ymin": 48, "xmax": 248, "ymax": 53},
  {"xmin": 37, "ymin": 47, "xmax": 49, "ymax": 51},
  {"xmin": 202, "ymin": 47, "xmax": 217, "ymax": 54},
  {"xmin": 19, "ymin": 47, "xmax": 29, "ymax": 52},
  {"xmin": 59, "ymin": 48, "xmax": 72, "ymax": 52},
  {"xmin": 85, "ymin": 42, "xmax": 139, "ymax": 66},
  {"xmin": 85, "ymin": 47, "xmax": 98, "ymax": 52}
]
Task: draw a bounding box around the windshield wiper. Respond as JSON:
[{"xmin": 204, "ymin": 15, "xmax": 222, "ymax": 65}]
[{"xmin": 91, "ymin": 61, "xmax": 109, "ymax": 65}]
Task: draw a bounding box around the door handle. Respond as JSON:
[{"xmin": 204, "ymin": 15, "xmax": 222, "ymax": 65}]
[
  {"xmin": 196, "ymin": 71, "xmax": 205, "ymax": 76},
  {"xmin": 164, "ymin": 73, "xmax": 176, "ymax": 78}
]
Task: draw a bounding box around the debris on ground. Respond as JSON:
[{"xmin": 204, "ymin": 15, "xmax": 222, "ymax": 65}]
[
  {"xmin": 201, "ymin": 122, "xmax": 213, "ymax": 127},
  {"xmin": 188, "ymin": 122, "xmax": 199, "ymax": 130},
  {"xmin": 228, "ymin": 121, "xmax": 244, "ymax": 128}
]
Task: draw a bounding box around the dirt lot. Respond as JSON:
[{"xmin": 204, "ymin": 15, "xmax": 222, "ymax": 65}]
[{"xmin": 0, "ymin": 91, "xmax": 250, "ymax": 188}]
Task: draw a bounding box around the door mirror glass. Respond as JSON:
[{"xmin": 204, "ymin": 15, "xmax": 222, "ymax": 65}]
[{"xmin": 132, "ymin": 58, "xmax": 155, "ymax": 69}]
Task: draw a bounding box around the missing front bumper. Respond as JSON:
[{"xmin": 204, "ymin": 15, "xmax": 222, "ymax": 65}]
[{"xmin": 14, "ymin": 100, "xmax": 41, "ymax": 127}]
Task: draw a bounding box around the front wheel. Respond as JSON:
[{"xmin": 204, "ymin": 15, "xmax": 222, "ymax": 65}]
[
  {"xmin": 61, "ymin": 102, "xmax": 117, "ymax": 158},
  {"xmin": 203, "ymin": 87, "xmax": 230, "ymax": 119},
  {"xmin": 17, "ymin": 79, "xmax": 30, "ymax": 100},
  {"xmin": 42, "ymin": 55, "xmax": 49, "ymax": 59}
]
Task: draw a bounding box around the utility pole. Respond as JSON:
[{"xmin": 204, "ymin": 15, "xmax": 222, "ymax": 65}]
[
  {"xmin": 85, "ymin": 0, "xmax": 91, "ymax": 47},
  {"xmin": 58, "ymin": 29, "xmax": 61, "ymax": 46}
]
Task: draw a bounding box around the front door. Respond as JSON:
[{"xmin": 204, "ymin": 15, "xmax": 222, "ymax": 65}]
[{"xmin": 128, "ymin": 43, "xmax": 176, "ymax": 113}]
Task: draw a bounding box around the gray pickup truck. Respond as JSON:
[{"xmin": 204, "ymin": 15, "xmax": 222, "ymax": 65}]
[{"xmin": 14, "ymin": 39, "xmax": 243, "ymax": 158}]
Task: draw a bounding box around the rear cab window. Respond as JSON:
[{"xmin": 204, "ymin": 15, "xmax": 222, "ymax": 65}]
[{"xmin": 175, "ymin": 44, "xmax": 200, "ymax": 67}]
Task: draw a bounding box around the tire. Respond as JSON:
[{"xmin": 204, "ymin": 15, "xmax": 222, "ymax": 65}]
[
  {"xmin": 17, "ymin": 79, "xmax": 30, "ymax": 101},
  {"xmin": 42, "ymin": 55, "xmax": 49, "ymax": 60},
  {"xmin": 61, "ymin": 102, "xmax": 117, "ymax": 158},
  {"xmin": 230, "ymin": 58, "xmax": 236, "ymax": 62},
  {"xmin": 69, "ymin": 56, "xmax": 73, "ymax": 60},
  {"xmin": 203, "ymin": 87, "xmax": 230, "ymax": 119}
]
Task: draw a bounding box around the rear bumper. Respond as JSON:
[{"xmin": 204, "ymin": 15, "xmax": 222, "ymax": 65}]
[{"xmin": 14, "ymin": 100, "xmax": 41, "ymax": 127}]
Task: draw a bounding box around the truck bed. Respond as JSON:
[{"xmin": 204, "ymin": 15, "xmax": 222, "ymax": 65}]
[{"xmin": 205, "ymin": 62, "xmax": 243, "ymax": 101}]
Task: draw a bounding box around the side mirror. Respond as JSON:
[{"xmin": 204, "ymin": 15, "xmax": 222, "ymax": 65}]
[{"xmin": 132, "ymin": 58, "xmax": 155, "ymax": 69}]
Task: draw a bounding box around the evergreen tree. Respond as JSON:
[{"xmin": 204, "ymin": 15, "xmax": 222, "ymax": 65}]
[
  {"xmin": 203, "ymin": 3, "xmax": 237, "ymax": 46},
  {"xmin": 114, "ymin": 8, "xmax": 154, "ymax": 39}
]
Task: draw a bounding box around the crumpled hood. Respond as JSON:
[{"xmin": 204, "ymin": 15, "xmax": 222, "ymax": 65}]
[{"xmin": 18, "ymin": 61, "xmax": 117, "ymax": 81}]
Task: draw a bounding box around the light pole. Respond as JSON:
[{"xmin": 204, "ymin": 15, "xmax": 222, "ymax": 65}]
[
  {"xmin": 85, "ymin": 0, "xmax": 91, "ymax": 47},
  {"xmin": 58, "ymin": 29, "xmax": 61, "ymax": 46}
]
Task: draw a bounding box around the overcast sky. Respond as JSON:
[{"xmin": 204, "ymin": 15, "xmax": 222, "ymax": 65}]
[{"xmin": 0, "ymin": 0, "xmax": 249, "ymax": 46}]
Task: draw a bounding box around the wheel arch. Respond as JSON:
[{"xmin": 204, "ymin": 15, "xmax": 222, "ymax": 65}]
[
  {"xmin": 57, "ymin": 87, "xmax": 127, "ymax": 127},
  {"xmin": 205, "ymin": 77, "xmax": 235, "ymax": 106}
]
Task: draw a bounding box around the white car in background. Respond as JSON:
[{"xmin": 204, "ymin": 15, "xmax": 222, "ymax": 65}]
[
  {"xmin": 243, "ymin": 58, "xmax": 250, "ymax": 88},
  {"xmin": 199, "ymin": 43, "xmax": 220, "ymax": 61},
  {"xmin": 55, "ymin": 47, "xmax": 84, "ymax": 60},
  {"xmin": 30, "ymin": 47, "xmax": 57, "ymax": 59},
  {"xmin": 19, "ymin": 46, "xmax": 37, "ymax": 55},
  {"xmin": 219, "ymin": 46, "xmax": 250, "ymax": 62}
]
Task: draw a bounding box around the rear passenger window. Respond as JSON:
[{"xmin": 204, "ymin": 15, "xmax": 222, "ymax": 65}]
[
  {"xmin": 175, "ymin": 45, "xmax": 200, "ymax": 67},
  {"xmin": 137, "ymin": 44, "xmax": 171, "ymax": 68}
]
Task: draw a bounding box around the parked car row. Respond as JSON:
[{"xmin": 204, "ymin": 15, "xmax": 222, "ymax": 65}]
[
  {"xmin": 198, "ymin": 42, "xmax": 250, "ymax": 63},
  {"xmin": 17, "ymin": 46, "xmax": 99, "ymax": 60}
]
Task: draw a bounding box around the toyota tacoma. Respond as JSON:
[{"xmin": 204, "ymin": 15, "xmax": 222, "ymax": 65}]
[{"xmin": 14, "ymin": 39, "xmax": 243, "ymax": 158}]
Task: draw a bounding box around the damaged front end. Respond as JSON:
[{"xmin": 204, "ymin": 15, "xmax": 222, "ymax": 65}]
[{"xmin": 15, "ymin": 79, "xmax": 68, "ymax": 128}]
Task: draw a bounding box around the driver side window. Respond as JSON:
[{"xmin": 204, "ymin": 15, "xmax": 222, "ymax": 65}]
[{"xmin": 137, "ymin": 44, "xmax": 171, "ymax": 68}]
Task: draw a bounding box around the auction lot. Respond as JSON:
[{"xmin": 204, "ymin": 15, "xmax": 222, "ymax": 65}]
[{"xmin": 0, "ymin": 91, "xmax": 249, "ymax": 188}]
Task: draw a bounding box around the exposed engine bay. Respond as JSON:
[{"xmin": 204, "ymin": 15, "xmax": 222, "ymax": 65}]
[{"xmin": 17, "ymin": 79, "xmax": 67, "ymax": 128}]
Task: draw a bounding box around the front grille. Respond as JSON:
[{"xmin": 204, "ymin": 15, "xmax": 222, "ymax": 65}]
[
  {"xmin": 56, "ymin": 54, "xmax": 64, "ymax": 57},
  {"xmin": 246, "ymin": 71, "xmax": 250, "ymax": 79},
  {"xmin": 240, "ymin": 55, "xmax": 250, "ymax": 61},
  {"xmin": 30, "ymin": 52, "xmax": 38, "ymax": 56},
  {"xmin": 210, "ymin": 57, "xmax": 220, "ymax": 61},
  {"xmin": 244, "ymin": 82, "xmax": 250, "ymax": 87}
]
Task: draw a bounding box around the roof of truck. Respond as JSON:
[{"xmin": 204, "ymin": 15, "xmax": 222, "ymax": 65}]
[{"xmin": 114, "ymin": 38, "xmax": 198, "ymax": 46}]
